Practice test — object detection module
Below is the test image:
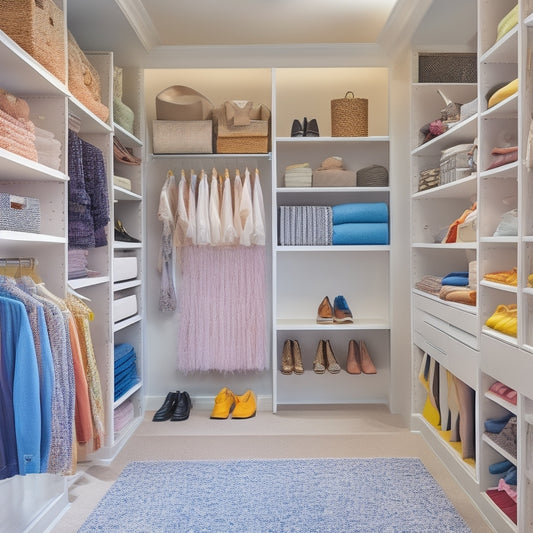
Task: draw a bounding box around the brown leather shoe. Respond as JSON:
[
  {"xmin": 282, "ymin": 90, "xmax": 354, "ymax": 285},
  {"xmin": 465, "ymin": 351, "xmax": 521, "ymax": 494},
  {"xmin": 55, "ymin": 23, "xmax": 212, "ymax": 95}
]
[
  {"xmin": 281, "ymin": 339, "xmax": 294, "ymax": 374},
  {"xmin": 313, "ymin": 339, "xmax": 326, "ymax": 374},
  {"xmin": 359, "ymin": 340, "xmax": 377, "ymax": 374},
  {"xmin": 292, "ymin": 340, "xmax": 304, "ymax": 374},
  {"xmin": 316, "ymin": 296, "xmax": 334, "ymax": 324},
  {"xmin": 324, "ymin": 339, "xmax": 340, "ymax": 374},
  {"xmin": 346, "ymin": 339, "xmax": 361, "ymax": 374}
]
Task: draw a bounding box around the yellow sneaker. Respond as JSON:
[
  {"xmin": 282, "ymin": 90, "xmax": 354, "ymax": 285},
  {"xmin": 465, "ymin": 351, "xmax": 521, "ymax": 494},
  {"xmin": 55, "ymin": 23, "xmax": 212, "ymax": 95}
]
[
  {"xmin": 210, "ymin": 387, "xmax": 236, "ymax": 419},
  {"xmin": 232, "ymin": 390, "xmax": 257, "ymax": 419}
]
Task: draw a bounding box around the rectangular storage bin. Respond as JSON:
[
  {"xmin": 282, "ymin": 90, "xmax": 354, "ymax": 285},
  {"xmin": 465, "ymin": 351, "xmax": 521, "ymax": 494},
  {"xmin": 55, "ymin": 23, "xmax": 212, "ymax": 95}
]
[
  {"xmin": 213, "ymin": 105, "xmax": 270, "ymax": 154},
  {"xmin": 152, "ymin": 120, "xmax": 213, "ymax": 154},
  {"xmin": 113, "ymin": 294, "xmax": 137, "ymax": 323},
  {"xmin": 0, "ymin": 193, "xmax": 40, "ymax": 233},
  {"xmin": 0, "ymin": 0, "xmax": 66, "ymax": 83},
  {"xmin": 113, "ymin": 257, "xmax": 137, "ymax": 282},
  {"xmin": 439, "ymin": 144, "xmax": 473, "ymax": 185}
]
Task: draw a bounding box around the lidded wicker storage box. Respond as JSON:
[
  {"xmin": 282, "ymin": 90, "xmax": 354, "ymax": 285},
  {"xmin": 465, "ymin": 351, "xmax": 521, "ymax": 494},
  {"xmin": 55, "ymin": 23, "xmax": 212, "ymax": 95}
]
[
  {"xmin": 0, "ymin": 0, "xmax": 66, "ymax": 83},
  {"xmin": 214, "ymin": 103, "xmax": 270, "ymax": 154},
  {"xmin": 331, "ymin": 91, "xmax": 368, "ymax": 137},
  {"xmin": 439, "ymin": 144, "xmax": 474, "ymax": 185}
]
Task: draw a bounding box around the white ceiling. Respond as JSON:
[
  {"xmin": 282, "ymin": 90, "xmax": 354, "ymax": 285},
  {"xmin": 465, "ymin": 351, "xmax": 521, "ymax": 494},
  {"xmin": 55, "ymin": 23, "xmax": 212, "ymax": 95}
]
[
  {"xmin": 66, "ymin": 0, "xmax": 476, "ymax": 67},
  {"xmin": 140, "ymin": 0, "xmax": 399, "ymax": 46}
]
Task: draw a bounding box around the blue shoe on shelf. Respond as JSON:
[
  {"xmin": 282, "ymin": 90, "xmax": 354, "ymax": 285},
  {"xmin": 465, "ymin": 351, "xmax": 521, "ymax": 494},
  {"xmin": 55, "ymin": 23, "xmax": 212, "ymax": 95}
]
[
  {"xmin": 484, "ymin": 412, "xmax": 514, "ymax": 433},
  {"xmin": 503, "ymin": 465, "xmax": 517, "ymax": 486},
  {"xmin": 489, "ymin": 459, "xmax": 513, "ymax": 475},
  {"xmin": 333, "ymin": 295, "xmax": 353, "ymax": 323}
]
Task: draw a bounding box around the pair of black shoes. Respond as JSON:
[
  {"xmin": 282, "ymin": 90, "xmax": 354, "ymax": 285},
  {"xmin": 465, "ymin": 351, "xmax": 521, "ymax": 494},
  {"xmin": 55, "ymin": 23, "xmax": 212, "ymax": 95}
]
[
  {"xmin": 291, "ymin": 117, "xmax": 319, "ymax": 137},
  {"xmin": 152, "ymin": 391, "xmax": 192, "ymax": 422},
  {"xmin": 115, "ymin": 219, "xmax": 141, "ymax": 243}
]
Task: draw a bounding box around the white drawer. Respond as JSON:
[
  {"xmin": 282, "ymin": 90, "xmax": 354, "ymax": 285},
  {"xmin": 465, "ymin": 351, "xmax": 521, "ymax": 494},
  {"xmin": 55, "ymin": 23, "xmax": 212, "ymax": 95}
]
[
  {"xmin": 113, "ymin": 295, "xmax": 137, "ymax": 323},
  {"xmin": 113, "ymin": 257, "xmax": 138, "ymax": 282}
]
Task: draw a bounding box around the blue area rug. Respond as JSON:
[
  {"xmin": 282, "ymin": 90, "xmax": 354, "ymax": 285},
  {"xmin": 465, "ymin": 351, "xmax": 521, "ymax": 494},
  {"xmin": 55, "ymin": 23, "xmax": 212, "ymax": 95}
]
[{"xmin": 79, "ymin": 458, "xmax": 470, "ymax": 532}]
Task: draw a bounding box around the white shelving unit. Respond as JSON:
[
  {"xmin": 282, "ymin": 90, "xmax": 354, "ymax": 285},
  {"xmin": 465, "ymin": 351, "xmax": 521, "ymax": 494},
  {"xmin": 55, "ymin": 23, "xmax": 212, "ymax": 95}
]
[
  {"xmin": 411, "ymin": 1, "xmax": 533, "ymax": 531},
  {"xmin": 0, "ymin": 3, "xmax": 146, "ymax": 527},
  {"xmin": 0, "ymin": 5, "xmax": 70, "ymax": 530},
  {"xmin": 272, "ymin": 67, "xmax": 391, "ymax": 411}
]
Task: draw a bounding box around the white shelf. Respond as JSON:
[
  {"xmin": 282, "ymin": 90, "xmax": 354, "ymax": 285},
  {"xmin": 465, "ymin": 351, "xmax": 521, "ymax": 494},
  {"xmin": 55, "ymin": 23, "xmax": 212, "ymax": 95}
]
[
  {"xmin": 114, "ymin": 242, "xmax": 142, "ymax": 250},
  {"xmin": 276, "ymin": 136, "xmax": 389, "ymax": 143},
  {"xmin": 276, "ymin": 245, "xmax": 390, "ymax": 252},
  {"xmin": 0, "ymin": 148, "xmax": 67, "ymax": 182},
  {"xmin": 151, "ymin": 152, "xmax": 271, "ymax": 159},
  {"xmin": 479, "ymin": 93, "xmax": 518, "ymax": 118},
  {"xmin": 113, "ymin": 380, "xmax": 142, "ymax": 409},
  {"xmin": 114, "ymin": 123, "xmax": 143, "ymax": 147},
  {"xmin": 114, "ymin": 186, "xmax": 142, "ymax": 201},
  {"xmin": 68, "ymin": 276, "xmax": 110, "ymax": 289},
  {"xmin": 277, "ymin": 186, "xmax": 390, "ymax": 194},
  {"xmin": 412, "ymin": 173, "xmax": 477, "ymax": 200},
  {"xmin": 113, "ymin": 314, "xmax": 142, "ymax": 332},
  {"xmin": 113, "ymin": 279, "xmax": 141, "ymax": 292},
  {"xmin": 68, "ymin": 95, "xmax": 113, "ymax": 134},
  {"xmin": 484, "ymin": 391, "xmax": 518, "ymax": 415},
  {"xmin": 276, "ymin": 318, "xmax": 389, "ymax": 330},
  {"xmin": 411, "ymin": 115, "xmax": 478, "ymax": 157},
  {"xmin": 412, "ymin": 242, "xmax": 477, "ymax": 250},
  {"xmin": 480, "ymin": 25, "xmax": 518, "ymax": 63},
  {"xmin": 482, "ymin": 433, "xmax": 517, "ymax": 464},
  {"xmin": 0, "ymin": 231, "xmax": 66, "ymax": 244},
  {"xmin": 480, "ymin": 280, "xmax": 517, "ymax": 293}
]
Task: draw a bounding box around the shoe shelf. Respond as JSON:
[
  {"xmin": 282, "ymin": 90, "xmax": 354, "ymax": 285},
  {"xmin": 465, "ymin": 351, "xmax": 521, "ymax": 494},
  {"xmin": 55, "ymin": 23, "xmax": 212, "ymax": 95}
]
[{"xmin": 276, "ymin": 318, "xmax": 389, "ymax": 330}]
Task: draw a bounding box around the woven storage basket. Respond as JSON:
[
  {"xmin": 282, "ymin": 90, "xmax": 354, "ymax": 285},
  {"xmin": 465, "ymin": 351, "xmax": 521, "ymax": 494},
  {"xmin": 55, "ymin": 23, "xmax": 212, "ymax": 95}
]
[
  {"xmin": 356, "ymin": 165, "xmax": 389, "ymax": 187},
  {"xmin": 331, "ymin": 91, "xmax": 368, "ymax": 137},
  {"xmin": 0, "ymin": 0, "xmax": 66, "ymax": 83},
  {"xmin": 214, "ymin": 104, "xmax": 270, "ymax": 154},
  {"xmin": 418, "ymin": 53, "xmax": 477, "ymax": 83},
  {"xmin": 0, "ymin": 193, "xmax": 40, "ymax": 233},
  {"xmin": 68, "ymin": 31, "xmax": 109, "ymax": 123}
]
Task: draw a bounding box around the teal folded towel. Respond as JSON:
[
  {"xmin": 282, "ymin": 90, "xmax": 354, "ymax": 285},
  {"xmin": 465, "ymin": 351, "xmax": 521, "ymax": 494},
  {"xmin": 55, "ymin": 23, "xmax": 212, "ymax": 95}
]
[
  {"xmin": 332, "ymin": 202, "xmax": 389, "ymax": 225},
  {"xmin": 332, "ymin": 222, "xmax": 389, "ymax": 245}
]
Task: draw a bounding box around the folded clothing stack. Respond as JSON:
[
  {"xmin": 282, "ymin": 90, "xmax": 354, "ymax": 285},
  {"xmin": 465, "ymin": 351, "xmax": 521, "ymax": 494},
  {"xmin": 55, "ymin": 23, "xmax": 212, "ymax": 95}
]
[
  {"xmin": 418, "ymin": 168, "xmax": 440, "ymax": 191},
  {"xmin": 278, "ymin": 205, "xmax": 332, "ymax": 245},
  {"xmin": 332, "ymin": 202, "xmax": 389, "ymax": 245},
  {"xmin": 114, "ymin": 400, "xmax": 134, "ymax": 433},
  {"xmin": 284, "ymin": 163, "xmax": 312, "ymax": 187},
  {"xmin": 312, "ymin": 156, "xmax": 357, "ymax": 187},
  {"xmin": 34, "ymin": 126, "xmax": 62, "ymax": 170},
  {"xmin": 0, "ymin": 89, "xmax": 38, "ymax": 161},
  {"xmin": 114, "ymin": 343, "xmax": 140, "ymax": 401}
]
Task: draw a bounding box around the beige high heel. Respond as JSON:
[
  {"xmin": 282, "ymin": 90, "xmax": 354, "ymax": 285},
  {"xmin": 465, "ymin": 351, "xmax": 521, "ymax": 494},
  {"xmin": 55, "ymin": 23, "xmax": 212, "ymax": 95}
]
[
  {"xmin": 324, "ymin": 339, "xmax": 340, "ymax": 374},
  {"xmin": 346, "ymin": 339, "xmax": 361, "ymax": 374},
  {"xmin": 359, "ymin": 340, "xmax": 377, "ymax": 374},
  {"xmin": 313, "ymin": 340, "xmax": 326, "ymax": 374}
]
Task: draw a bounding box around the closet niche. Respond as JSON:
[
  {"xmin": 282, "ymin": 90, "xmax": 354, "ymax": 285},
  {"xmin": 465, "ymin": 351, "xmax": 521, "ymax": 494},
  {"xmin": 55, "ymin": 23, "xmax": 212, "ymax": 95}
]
[{"xmin": 144, "ymin": 66, "xmax": 392, "ymax": 413}]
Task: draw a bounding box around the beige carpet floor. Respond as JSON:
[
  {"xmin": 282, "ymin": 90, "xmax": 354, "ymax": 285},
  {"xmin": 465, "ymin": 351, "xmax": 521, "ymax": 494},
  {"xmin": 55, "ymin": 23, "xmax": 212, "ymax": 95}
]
[{"xmin": 50, "ymin": 404, "xmax": 495, "ymax": 532}]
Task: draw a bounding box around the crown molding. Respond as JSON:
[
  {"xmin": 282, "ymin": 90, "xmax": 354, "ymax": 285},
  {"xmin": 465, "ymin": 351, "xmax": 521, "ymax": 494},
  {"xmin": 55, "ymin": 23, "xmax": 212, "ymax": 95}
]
[
  {"xmin": 114, "ymin": 0, "xmax": 160, "ymax": 51},
  {"xmin": 143, "ymin": 43, "xmax": 389, "ymax": 69},
  {"xmin": 378, "ymin": 0, "xmax": 432, "ymax": 59}
]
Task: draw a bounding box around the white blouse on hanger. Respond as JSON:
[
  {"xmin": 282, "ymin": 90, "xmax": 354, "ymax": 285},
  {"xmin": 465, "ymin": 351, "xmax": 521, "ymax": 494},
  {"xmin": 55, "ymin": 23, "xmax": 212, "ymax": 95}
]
[
  {"xmin": 252, "ymin": 168, "xmax": 266, "ymax": 246},
  {"xmin": 239, "ymin": 168, "xmax": 254, "ymax": 246},
  {"xmin": 209, "ymin": 169, "xmax": 222, "ymax": 246},
  {"xmin": 221, "ymin": 170, "xmax": 238, "ymax": 245}
]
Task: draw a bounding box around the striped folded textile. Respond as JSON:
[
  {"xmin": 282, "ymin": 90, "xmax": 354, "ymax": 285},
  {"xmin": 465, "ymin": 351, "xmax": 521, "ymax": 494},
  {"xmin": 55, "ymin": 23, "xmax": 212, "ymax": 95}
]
[{"xmin": 279, "ymin": 205, "xmax": 332, "ymax": 245}]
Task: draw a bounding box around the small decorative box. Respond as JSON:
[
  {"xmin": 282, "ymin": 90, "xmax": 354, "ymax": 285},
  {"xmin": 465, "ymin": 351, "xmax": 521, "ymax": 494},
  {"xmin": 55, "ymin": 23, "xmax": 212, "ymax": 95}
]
[
  {"xmin": 0, "ymin": 193, "xmax": 40, "ymax": 233},
  {"xmin": 113, "ymin": 294, "xmax": 138, "ymax": 323}
]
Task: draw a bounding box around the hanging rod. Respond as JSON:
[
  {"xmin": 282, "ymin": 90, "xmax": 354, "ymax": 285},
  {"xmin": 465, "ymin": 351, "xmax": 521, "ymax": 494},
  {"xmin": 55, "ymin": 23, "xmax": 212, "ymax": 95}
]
[{"xmin": 0, "ymin": 257, "xmax": 38, "ymax": 267}]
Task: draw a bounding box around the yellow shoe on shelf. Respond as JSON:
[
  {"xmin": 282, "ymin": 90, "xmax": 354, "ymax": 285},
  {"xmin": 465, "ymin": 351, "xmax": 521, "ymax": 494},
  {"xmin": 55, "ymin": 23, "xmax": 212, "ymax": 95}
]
[
  {"xmin": 210, "ymin": 387, "xmax": 236, "ymax": 419},
  {"xmin": 485, "ymin": 305, "xmax": 511, "ymax": 329},
  {"xmin": 232, "ymin": 390, "xmax": 257, "ymax": 419}
]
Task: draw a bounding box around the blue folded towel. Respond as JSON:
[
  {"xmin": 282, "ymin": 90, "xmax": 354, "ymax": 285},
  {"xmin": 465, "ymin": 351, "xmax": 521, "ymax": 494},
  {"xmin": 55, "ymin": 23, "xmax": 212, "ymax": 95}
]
[
  {"xmin": 441, "ymin": 271, "xmax": 469, "ymax": 286},
  {"xmin": 114, "ymin": 343, "xmax": 135, "ymax": 360},
  {"xmin": 332, "ymin": 202, "xmax": 389, "ymax": 225},
  {"xmin": 332, "ymin": 222, "xmax": 389, "ymax": 245}
]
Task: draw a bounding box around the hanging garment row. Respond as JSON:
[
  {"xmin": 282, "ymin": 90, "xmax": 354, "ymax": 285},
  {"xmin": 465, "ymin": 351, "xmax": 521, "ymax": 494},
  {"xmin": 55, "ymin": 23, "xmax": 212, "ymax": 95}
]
[
  {"xmin": 157, "ymin": 168, "xmax": 268, "ymax": 373},
  {"xmin": 0, "ymin": 263, "xmax": 105, "ymax": 480},
  {"xmin": 158, "ymin": 166, "xmax": 266, "ymax": 312}
]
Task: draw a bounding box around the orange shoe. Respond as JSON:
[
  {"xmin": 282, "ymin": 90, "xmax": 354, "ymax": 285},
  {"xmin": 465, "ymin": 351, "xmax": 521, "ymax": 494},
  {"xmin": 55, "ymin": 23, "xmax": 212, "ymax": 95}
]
[
  {"xmin": 232, "ymin": 390, "xmax": 257, "ymax": 419},
  {"xmin": 210, "ymin": 387, "xmax": 236, "ymax": 419}
]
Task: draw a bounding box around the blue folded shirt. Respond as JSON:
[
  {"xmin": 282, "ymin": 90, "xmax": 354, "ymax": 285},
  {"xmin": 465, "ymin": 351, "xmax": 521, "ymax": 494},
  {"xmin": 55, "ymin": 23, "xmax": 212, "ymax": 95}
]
[{"xmin": 332, "ymin": 202, "xmax": 389, "ymax": 225}]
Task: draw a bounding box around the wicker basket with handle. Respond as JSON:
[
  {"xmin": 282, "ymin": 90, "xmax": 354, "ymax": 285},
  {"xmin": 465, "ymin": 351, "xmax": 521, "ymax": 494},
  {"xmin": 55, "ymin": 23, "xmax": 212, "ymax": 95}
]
[
  {"xmin": 0, "ymin": 0, "xmax": 66, "ymax": 83},
  {"xmin": 331, "ymin": 91, "xmax": 368, "ymax": 137}
]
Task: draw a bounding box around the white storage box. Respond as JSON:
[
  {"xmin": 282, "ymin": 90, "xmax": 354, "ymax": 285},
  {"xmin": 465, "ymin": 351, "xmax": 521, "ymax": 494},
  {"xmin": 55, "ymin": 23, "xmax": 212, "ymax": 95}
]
[
  {"xmin": 113, "ymin": 294, "xmax": 137, "ymax": 323},
  {"xmin": 113, "ymin": 257, "xmax": 137, "ymax": 282}
]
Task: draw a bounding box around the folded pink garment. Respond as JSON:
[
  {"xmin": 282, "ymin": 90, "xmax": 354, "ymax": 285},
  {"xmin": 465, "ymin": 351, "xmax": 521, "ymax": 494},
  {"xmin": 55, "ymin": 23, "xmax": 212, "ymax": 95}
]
[
  {"xmin": 439, "ymin": 285, "xmax": 476, "ymax": 305},
  {"xmin": 0, "ymin": 107, "xmax": 35, "ymax": 134},
  {"xmin": 0, "ymin": 135, "xmax": 38, "ymax": 161},
  {"xmin": 0, "ymin": 90, "xmax": 30, "ymax": 120},
  {"xmin": 487, "ymin": 146, "xmax": 518, "ymax": 170}
]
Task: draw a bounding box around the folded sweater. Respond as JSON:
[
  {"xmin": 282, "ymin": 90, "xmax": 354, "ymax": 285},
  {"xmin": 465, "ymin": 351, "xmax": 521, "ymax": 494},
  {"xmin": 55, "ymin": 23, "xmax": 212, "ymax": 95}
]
[{"xmin": 332, "ymin": 202, "xmax": 389, "ymax": 225}]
